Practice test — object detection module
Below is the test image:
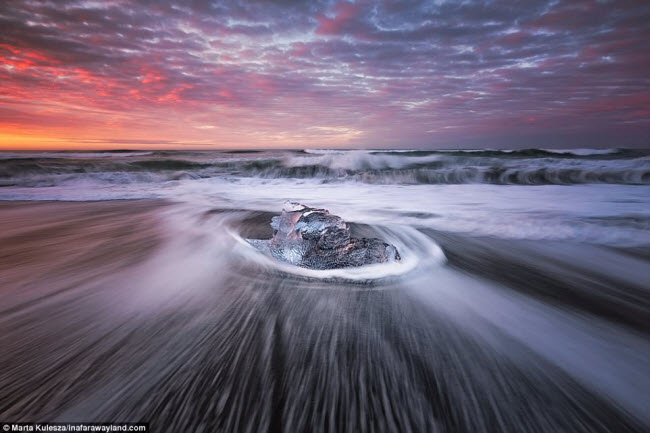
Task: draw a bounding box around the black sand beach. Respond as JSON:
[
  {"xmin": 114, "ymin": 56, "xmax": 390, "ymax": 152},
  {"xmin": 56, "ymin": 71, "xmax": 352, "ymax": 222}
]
[{"xmin": 1, "ymin": 200, "xmax": 648, "ymax": 432}]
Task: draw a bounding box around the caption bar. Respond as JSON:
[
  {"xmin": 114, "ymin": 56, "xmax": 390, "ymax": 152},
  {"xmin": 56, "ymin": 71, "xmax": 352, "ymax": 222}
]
[{"xmin": 1, "ymin": 424, "xmax": 148, "ymax": 432}]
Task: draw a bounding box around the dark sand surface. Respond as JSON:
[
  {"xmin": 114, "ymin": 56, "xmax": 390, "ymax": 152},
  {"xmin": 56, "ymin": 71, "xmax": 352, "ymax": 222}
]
[{"xmin": 0, "ymin": 200, "xmax": 648, "ymax": 433}]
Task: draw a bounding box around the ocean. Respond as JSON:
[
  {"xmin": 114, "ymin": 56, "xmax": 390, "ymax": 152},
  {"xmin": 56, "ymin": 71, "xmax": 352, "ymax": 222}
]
[{"xmin": 0, "ymin": 148, "xmax": 649, "ymax": 432}]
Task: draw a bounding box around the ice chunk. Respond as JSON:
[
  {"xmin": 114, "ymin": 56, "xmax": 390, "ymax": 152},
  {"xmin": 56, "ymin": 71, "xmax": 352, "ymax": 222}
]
[{"xmin": 249, "ymin": 203, "xmax": 400, "ymax": 270}]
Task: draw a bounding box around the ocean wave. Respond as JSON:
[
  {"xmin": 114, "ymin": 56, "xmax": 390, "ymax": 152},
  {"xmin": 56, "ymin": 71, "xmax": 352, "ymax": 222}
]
[
  {"xmin": 285, "ymin": 151, "xmax": 444, "ymax": 171},
  {"xmin": 0, "ymin": 149, "xmax": 648, "ymax": 187},
  {"xmin": 229, "ymin": 153, "xmax": 650, "ymax": 185},
  {"xmin": 310, "ymin": 148, "xmax": 643, "ymax": 158}
]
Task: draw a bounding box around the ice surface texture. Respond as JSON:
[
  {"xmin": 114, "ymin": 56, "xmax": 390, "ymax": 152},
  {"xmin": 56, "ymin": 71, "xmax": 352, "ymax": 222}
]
[{"xmin": 249, "ymin": 202, "xmax": 400, "ymax": 270}]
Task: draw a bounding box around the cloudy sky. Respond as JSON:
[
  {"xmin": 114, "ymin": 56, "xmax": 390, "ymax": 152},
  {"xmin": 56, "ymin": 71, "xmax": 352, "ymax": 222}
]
[{"xmin": 0, "ymin": 0, "xmax": 648, "ymax": 149}]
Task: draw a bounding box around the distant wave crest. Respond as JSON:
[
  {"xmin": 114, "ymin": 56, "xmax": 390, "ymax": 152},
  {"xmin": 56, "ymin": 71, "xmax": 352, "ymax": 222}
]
[{"xmin": 0, "ymin": 148, "xmax": 648, "ymax": 187}]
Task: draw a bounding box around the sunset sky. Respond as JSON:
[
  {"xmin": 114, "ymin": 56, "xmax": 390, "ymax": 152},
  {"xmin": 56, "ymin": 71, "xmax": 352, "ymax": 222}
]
[{"xmin": 1, "ymin": 0, "xmax": 649, "ymax": 150}]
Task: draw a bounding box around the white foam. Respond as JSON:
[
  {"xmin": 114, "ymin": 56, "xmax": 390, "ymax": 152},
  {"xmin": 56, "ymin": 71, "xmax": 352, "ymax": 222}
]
[
  {"xmin": 541, "ymin": 148, "xmax": 620, "ymax": 156},
  {"xmin": 285, "ymin": 150, "xmax": 442, "ymax": 171},
  {"xmin": 229, "ymin": 223, "xmax": 446, "ymax": 282},
  {"xmin": 3, "ymin": 176, "xmax": 649, "ymax": 246}
]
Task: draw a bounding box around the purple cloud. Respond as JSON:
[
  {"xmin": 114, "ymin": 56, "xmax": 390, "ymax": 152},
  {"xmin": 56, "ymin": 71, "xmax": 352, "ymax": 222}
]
[{"xmin": 0, "ymin": 0, "xmax": 648, "ymax": 148}]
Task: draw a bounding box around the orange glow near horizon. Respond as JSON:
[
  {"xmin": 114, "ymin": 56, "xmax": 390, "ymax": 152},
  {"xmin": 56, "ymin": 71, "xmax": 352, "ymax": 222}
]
[{"xmin": 0, "ymin": 132, "xmax": 69, "ymax": 150}]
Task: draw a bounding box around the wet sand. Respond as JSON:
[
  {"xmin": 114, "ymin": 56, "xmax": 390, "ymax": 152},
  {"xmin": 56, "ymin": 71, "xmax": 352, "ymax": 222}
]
[
  {"xmin": 0, "ymin": 200, "xmax": 648, "ymax": 432},
  {"xmin": 0, "ymin": 201, "xmax": 168, "ymax": 313}
]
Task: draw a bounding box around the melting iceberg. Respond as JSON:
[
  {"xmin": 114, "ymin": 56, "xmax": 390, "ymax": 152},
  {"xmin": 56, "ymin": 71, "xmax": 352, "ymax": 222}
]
[{"xmin": 248, "ymin": 202, "xmax": 400, "ymax": 270}]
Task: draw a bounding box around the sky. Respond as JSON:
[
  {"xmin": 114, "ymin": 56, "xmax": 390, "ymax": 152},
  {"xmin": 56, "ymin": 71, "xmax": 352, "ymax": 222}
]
[{"xmin": 0, "ymin": 0, "xmax": 649, "ymax": 150}]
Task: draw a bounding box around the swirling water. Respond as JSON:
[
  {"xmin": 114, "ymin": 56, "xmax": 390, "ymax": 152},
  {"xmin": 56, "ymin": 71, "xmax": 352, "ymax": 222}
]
[{"xmin": 0, "ymin": 149, "xmax": 649, "ymax": 432}]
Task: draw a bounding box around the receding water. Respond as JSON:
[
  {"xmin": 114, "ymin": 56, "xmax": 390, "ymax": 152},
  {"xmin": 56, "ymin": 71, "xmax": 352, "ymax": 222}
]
[{"xmin": 0, "ymin": 149, "xmax": 648, "ymax": 432}]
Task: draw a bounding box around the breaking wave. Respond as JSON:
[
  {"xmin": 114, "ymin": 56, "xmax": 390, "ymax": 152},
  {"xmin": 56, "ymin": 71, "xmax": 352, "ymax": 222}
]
[{"xmin": 0, "ymin": 148, "xmax": 648, "ymax": 187}]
